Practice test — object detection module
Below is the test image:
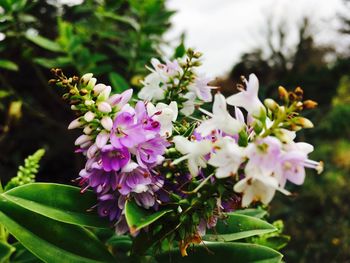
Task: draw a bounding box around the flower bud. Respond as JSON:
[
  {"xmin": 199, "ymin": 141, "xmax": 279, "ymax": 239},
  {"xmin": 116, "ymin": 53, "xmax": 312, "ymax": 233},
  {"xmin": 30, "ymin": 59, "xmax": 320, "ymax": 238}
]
[
  {"xmin": 68, "ymin": 118, "xmax": 83, "ymax": 129},
  {"xmin": 85, "ymin": 100, "xmax": 95, "ymax": 106},
  {"xmin": 101, "ymin": 116, "xmax": 113, "ymax": 131},
  {"xmin": 84, "ymin": 111, "xmax": 95, "ymax": 122},
  {"xmin": 93, "ymin": 83, "xmax": 107, "ymax": 96},
  {"xmin": 75, "ymin": 134, "xmax": 92, "ymax": 146},
  {"xmin": 98, "ymin": 102, "xmax": 112, "ymax": 113},
  {"xmin": 264, "ymin": 98, "xmax": 279, "ymax": 111},
  {"xmin": 278, "ymin": 86, "xmax": 288, "ymax": 100},
  {"xmin": 303, "ymin": 100, "xmax": 318, "ymax": 109},
  {"xmin": 294, "ymin": 87, "xmax": 304, "ymax": 97},
  {"xmin": 83, "ymin": 125, "xmax": 93, "ymax": 135},
  {"xmin": 86, "ymin": 77, "xmax": 97, "ymax": 90},
  {"xmin": 295, "ymin": 117, "xmax": 314, "ymax": 128},
  {"xmin": 97, "ymin": 86, "xmax": 112, "ymax": 101},
  {"xmin": 80, "ymin": 73, "xmax": 93, "ymax": 85}
]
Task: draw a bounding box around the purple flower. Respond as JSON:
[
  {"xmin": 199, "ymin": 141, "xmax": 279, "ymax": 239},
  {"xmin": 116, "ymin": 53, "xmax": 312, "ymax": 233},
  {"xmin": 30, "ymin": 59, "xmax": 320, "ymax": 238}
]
[
  {"xmin": 110, "ymin": 112, "xmax": 146, "ymax": 148},
  {"xmin": 101, "ymin": 144, "xmax": 130, "ymax": 172},
  {"xmin": 135, "ymin": 135, "xmax": 169, "ymax": 168},
  {"xmin": 97, "ymin": 193, "xmax": 123, "ymax": 222}
]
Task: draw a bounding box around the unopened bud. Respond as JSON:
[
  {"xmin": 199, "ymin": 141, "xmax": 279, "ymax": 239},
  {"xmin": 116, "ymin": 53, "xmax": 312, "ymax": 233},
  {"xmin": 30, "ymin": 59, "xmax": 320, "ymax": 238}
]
[
  {"xmin": 193, "ymin": 52, "xmax": 202, "ymax": 58},
  {"xmin": 84, "ymin": 111, "xmax": 95, "ymax": 122},
  {"xmin": 295, "ymin": 117, "xmax": 314, "ymax": 128},
  {"xmin": 101, "ymin": 116, "xmax": 113, "ymax": 131},
  {"xmin": 97, "ymin": 102, "xmax": 112, "ymax": 113},
  {"xmin": 68, "ymin": 117, "xmax": 83, "ymax": 129},
  {"xmin": 303, "ymin": 100, "xmax": 318, "ymax": 109},
  {"xmin": 294, "ymin": 87, "xmax": 304, "ymax": 97},
  {"xmin": 74, "ymin": 134, "xmax": 92, "ymax": 146},
  {"xmin": 85, "ymin": 100, "xmax": 94, "ymax": 106},
  {"xmin": 80, "ymin": 73, "xmax": 93, "ymax": 85},
  {"xmin": 278, "ymin": 86, "xmax": 288, "ymax": 100},
  {"xmin": 93, "ymin": 83, "xmax": 107, "ymax": 96},
  {"xmin": 79, "ymin": 89, "xmax": 88, "ymax": 96},
  {"xmin": 83, "ymin": 125, "xmax": 93, "ymax": 135},
  {"xmin": 264, "ymin": 98, "xmax": 279, "ymax": 111},
  {"xmin": 86, "ymin": 78, "xmax": 97, "ymax": 90}
]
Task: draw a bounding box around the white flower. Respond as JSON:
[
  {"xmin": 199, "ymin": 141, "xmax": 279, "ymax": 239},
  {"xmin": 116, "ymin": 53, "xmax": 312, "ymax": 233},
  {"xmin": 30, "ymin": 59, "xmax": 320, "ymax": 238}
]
[
  {"xmin": 189, "ymin": 75, "xmax": 215, "ymax": 102},
  {"xmin": 180, "ymin": 92, "xmax": 196, "ymax": 116},
  {"xmin": 147, "ymin": 101, "xmax": 178, "ymax": 136},
  {"xmin": 226, "ymin": 74, "xmax": 265, "ymax": 118},
  {"xmin": 197, "ymin": 93, "xmax": 244, "ymax": 136},
  {"xmin": 172, "ymin": 136, "xmax": 212, "ymax": 176},
  {"xmin": 208, "ymin": 137, "xmax": 245, "ymax": 179},
  {"xmin": 234, "ymin": 175, "xmax": 280, "ymax": 207},
  {"xmin": 138, "ymin": 72, "xmax": 166, "ymax": 101}
]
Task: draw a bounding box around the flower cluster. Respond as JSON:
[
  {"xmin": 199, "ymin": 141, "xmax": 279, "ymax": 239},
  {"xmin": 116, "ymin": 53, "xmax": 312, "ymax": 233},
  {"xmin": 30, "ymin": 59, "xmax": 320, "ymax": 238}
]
[{"xmin": 52, "ymin": 49, "xmax": 323, "ymax": 255}]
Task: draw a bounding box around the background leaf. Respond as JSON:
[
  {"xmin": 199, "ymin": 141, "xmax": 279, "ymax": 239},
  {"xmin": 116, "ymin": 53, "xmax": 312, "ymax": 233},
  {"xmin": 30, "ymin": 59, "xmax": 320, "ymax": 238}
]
[
  {"xmin": 25, "ymin": 34, "xmax": 62, "ymax": 52},
  {"xmin": 3, "ymin": 183, "xmax": 109, "ymax": 228},
  {"xmin": 0, "ymin": 60, "xmax": 18, "ymax": 71},
  {"xmin": 109, "ymin": 72, "xmax": 129, "ymax": 93}
]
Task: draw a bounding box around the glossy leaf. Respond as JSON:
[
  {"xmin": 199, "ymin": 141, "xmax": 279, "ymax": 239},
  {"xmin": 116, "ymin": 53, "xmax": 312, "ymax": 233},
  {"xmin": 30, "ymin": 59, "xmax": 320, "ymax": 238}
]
[
  {"xmin": 0, "ymin": 196, "xmax": 114, "ymax": 263},
  {"xmin": 109, "ymin": 72, "xmax": 129, "ymax": 93},
  {"xmin": 11, "ymin": 242, "xmax": 42, "ymax": 263},
  {"xmin": 2, "ymin": 183, "xmax": 109, "ymax": 228},
  {"xmin": 107, "ymin": 235, "xmax": 132, "ymax": 251},
  {"xmin": 156, "ymin": 242, "xmax": 283, "ymax": 263},
  {"xmin": 204, "ymin": 213, "xmax": 276, "ymax": 242},
  {"xmin": 234, "ymin": 208, "xmax": 268, "ymax": 219},
  {"xmin": 0, "ymin": 241, "xmax": 15, "ymax": 262},
  {"xmin": 26, "ymin": 34, "xmax": 62, "ymax": 52},
  {"xmin": 124, "ymin": 200, "xmax": 172, "ymax": 234},
  {"xmin": 0, "ymin": 60, "xmax": 18, "ymax": 71}
]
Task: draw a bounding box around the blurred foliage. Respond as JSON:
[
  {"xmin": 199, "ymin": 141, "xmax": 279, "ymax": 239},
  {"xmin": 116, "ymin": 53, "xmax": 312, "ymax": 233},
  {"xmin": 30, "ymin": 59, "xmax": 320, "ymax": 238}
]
[
  {"xmin": 220, "ymin": 10, "xmax": 350, "ymax": 262},
  {"xmin": 4, "ymin": 148, "xmax": 45, "ymax": 191},
  {"xmin": 0, "ymin": 0, "xmax": 176, "ymax": 184}
]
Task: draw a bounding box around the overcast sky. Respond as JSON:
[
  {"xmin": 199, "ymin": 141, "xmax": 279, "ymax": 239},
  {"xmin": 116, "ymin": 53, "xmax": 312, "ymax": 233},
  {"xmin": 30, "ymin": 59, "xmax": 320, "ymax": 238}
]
[{"xmin": 165, "ymin": 0, "xmax": 346, "ymax": 77}]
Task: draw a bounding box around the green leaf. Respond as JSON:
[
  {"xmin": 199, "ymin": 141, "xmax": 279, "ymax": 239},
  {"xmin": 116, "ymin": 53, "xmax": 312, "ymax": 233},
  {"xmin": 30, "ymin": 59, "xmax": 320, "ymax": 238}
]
[
  {"xmin": 11, "ymin": 242, "xmax": 41, "ymax": 263},
  {"xmin": 3, "ymin": 183, "xmax": 109, "ymax": 228},
  {"xmin": 0, "ymin": 90, "xmax": 11, "ymax": 99},
  {"xmin": 253, "ymin": 235, "xmax": 291, "ymax": 251},
  {"xmin": 26, "ymin": 34, "xmax": 62, "ymax": 52},
  {"xmin": 156, "ymin": 242, "xmax": 283, "ymax": 263},
  {"xmin": 106, "ymin": 235, "xmax": 132, "ymax": 251},
  {"xmin": 234, "ymin": 208, "xmax": 268, "ymax": 219},
  {"xmin": 204, "ymin": 214, "xmax": 276, "ymax": 242},
  {"xmin": 0, "ymin": 196, "xmax": 114, "ymax": 263},
  {"xmin": 33, "ymin": 57, "xmax": 71, "ymax": 68},
  {"xmin": 109, "ymin": 72, "xmax": 129, "ymax": 93},
  {"xmin": 0, "ymin": 60, "xmax": 18, "ymax": 71},
  {"xmin": 0, "ymin": 241, "xmax": 15, "ymax": 262},
  {"xmin": 124, "ymin": 200, "xmax": 172, "ymax": 234}
]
